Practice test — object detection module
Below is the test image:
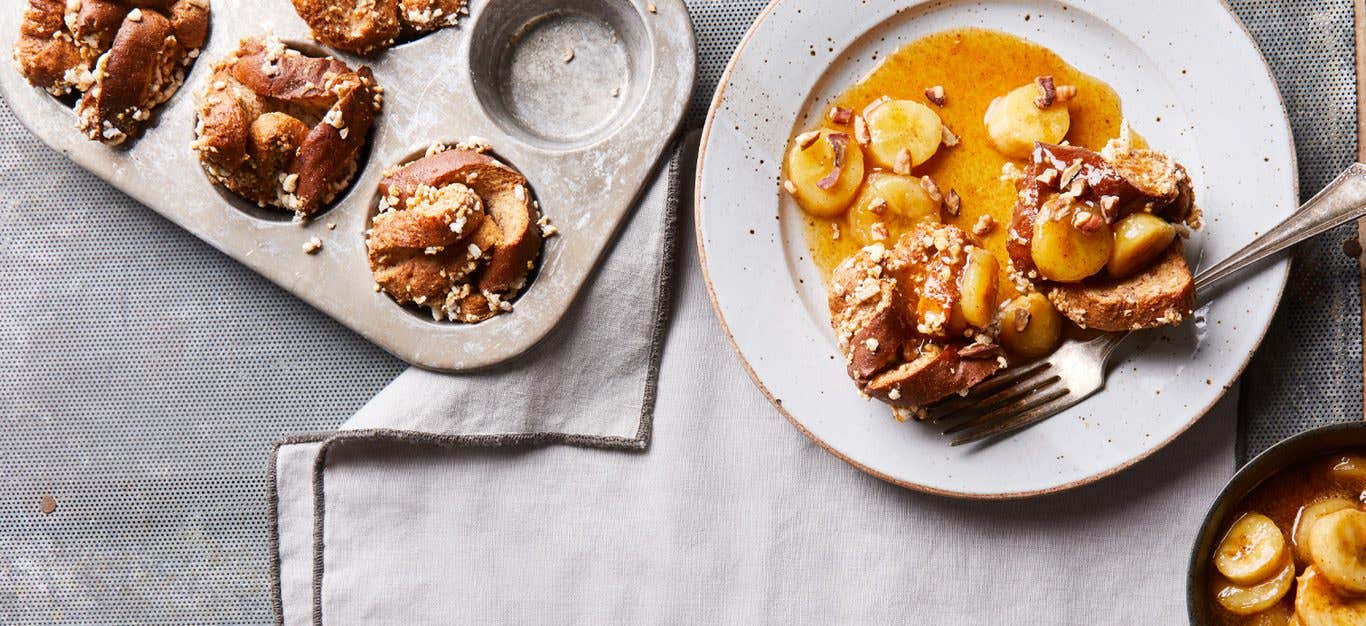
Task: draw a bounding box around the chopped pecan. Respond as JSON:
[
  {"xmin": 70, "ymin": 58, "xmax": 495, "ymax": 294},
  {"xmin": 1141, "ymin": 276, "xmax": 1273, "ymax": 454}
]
[
  {"xmin": 958, "ymin": 342, "xmax": 1003, "ymax": 359},
  {"xmin": 920, "ymin": 176, "xmax": 943, "ymax": 204},
  {"xmin": 1099, "ymin": 195, "xmax": 1120, "ymax": 222},
  {"xmin": 941, "ymin": 125, "xmax": 960, "ymax": 147},
  {"xmin": 1033, "ymin": 75, "xmax": 1057, "ymax": 109},
  {"xmin": 795, "ymin": 130, "xmax": 821, "ymax": 150},
  {"xmin": 816, "ymin": 133, "xmax": 850, "ymax": 190},
  {"xmin": 1072, "ymin": 210, "xmax": 1104, "ymax": 233},
  {"xmin": 924, "ymin": 85, "xmax": 947, "ymax": 106},
  {"xmin": 854, "ymin": 115, "xmax": 871, "ymax": 145},
  {"xmin": 893, "ymin": 147, "xmax": 913, "ymax": 175},
  {"xmin": 945, "ymin": 189, "xmax": 961, "ymax": 216}
]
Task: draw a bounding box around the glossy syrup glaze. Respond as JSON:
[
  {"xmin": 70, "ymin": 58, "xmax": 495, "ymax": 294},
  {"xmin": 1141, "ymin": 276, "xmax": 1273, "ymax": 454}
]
[{"xmin": 794, "ymin": 28, "xmax": 1126, "ymax": 298}]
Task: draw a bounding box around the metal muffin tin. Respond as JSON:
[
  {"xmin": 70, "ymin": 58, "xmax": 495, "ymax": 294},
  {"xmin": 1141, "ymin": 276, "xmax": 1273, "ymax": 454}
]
[{"xmin": 0, "ymin": 0, "xmax": 695, "ymax": 371}]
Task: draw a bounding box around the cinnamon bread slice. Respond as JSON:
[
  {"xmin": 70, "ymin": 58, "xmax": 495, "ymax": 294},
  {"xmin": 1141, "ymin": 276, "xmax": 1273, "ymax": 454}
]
[{"xmin": 1047, "ymin": 243, "xmax": 1195, "ymax": 332}]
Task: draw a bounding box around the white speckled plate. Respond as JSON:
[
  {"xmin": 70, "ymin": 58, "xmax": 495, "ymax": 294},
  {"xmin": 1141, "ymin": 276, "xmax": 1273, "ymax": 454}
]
[
  {"xmin": 696, "ymin": 0, "xmax": 1296, "ymax": 498},
  {"xmin": 0, "ymin": 0, "xmax": 694, "ymax": 371}
]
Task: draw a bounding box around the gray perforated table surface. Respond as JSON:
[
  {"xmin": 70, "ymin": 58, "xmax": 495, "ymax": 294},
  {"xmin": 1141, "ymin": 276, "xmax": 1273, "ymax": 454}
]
[{"xmin": 0, "ymin": 1, "xmax": 1359, "ymax": 623}]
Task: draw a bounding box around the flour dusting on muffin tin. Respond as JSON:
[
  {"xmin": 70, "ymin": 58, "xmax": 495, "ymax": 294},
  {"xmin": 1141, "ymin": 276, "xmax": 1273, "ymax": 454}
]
[{"xmin": 0, "ymin": 0, "xmax": 695, "ymax": 371}]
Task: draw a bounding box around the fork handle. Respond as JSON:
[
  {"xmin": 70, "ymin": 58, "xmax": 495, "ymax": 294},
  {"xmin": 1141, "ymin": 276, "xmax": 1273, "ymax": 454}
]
[{"xmin": 1194, "ymin": 162, "xmax": 1366, "ymax": 295}]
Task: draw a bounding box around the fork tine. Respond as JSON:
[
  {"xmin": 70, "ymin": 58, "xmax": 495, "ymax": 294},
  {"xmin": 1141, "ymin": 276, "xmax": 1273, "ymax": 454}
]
[
  {"xmin": 951, "ymin": 389, "xmax": 1091, "ymax": 446},
  {"xmin": 927, "ymin": 361, "xmax": 1050, "ymax": 411},
  {"xmin": 930, "ymin": 372, "xmax": 1061, "ymax": 423},
  {"xmin": 932, "ymin": 372, "xmax": 1062, "ymax": 424},
  {"xmin": 927, "ymin": 364, "xmax": 1055, "ymax": 422},
  {"xmin": 940, "ymin": 379, "xmax": 1066, "ymax": 435}
]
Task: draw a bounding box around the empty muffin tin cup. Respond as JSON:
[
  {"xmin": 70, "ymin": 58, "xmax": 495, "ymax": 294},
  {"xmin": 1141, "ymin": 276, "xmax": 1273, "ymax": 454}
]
[{"xmin": 469, "ymin": 0, "xmax": 650, "ymax": 149}]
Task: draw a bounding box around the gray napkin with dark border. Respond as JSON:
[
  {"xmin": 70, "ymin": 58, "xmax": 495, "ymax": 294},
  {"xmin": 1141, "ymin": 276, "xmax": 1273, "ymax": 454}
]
[{"xmin": 268, "ymin": 147, "xmax": 680, "ymax": 625}]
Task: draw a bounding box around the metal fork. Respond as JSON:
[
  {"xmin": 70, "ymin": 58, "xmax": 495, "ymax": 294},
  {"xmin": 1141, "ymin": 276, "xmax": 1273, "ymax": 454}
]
[{"xmin": 935, "ymin": 163, "xmax": 1366, "ymax": 446}]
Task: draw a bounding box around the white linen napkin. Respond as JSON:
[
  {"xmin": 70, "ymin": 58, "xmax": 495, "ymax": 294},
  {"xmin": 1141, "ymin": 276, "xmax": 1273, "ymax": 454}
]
[{"xmin": 270, "ymin": 136, "xmax": 1236, "ymax": 625}]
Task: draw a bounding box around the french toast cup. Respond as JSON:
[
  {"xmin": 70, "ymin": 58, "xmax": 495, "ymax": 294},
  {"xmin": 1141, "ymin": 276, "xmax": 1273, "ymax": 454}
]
[
  {"xmin": 13, "ymin": 0, "xmax": 209, "ymax": 144},
  {"xmin": 194, "ymin": 35, "xmax": 381, "ymax": 218}
]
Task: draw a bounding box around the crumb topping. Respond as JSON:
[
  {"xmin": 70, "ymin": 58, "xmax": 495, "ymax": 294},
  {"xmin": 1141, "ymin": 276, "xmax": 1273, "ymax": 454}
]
[
  {"xmin": 13, "ymin": 0, "xmax": 208, "ymax": 144},
  {"xmin": 193, "ymin": 35, "xmax": 381, "ymax": 219},
  {"xmin": 291, "ymin": 0, "xmax": 469, "ymax": 55},
  {"xmin": 367, "ymin": 144, "xmax": 546, "ymax": 323}
]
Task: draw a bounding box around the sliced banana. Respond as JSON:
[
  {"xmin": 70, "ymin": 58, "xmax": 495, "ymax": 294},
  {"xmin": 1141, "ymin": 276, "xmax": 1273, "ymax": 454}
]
[
  {"xmin": 1295, "ymin": 565, "xmax": 1366, "ymax": 626},
  {"xmin": 863, "ymin": 99, "xmax": 944, "ymax": 171},
  {"xmin": 1216, "ymin": 512, "xmax": 1290, "ymax": 585},
  {"xmin": 1295, "ymin": 499, "xmax": 1357, "ymax": 566},
  {"xmin": 957, "ymin": 249, "xmax": 999, "ymax": 330},
  {"xmin": 998, "ymin": 293, "xmax": 1062, "ymax": 359},
  {"xmin": 1246, "ymin": 603, "xmax": 1295, "ymax": 626},
  {"xmin": 847, "ymin": 172, "xmax": 941, "ymax": 246},
  {"xmin": 1308, "ymin": 508, "xmax": 1366, "ymax": 594},
  {"xmin": 984, "ymin": 82, "xmax": 1071, "ymax": 159},
  {"xmin": 1214, "ymin": 556, "xmax": 1295, "ymax": 616},
  {"xmin": 1031, "ymin": 207, "xmax": 1112, "ymax": 283},
  {"xmin": 785, "ymin": 129, "xmax": 866, "ymax": 218},
  {"xmin": 1108, "ymin": 212, "xmax": 1177, "ymax": 278}
]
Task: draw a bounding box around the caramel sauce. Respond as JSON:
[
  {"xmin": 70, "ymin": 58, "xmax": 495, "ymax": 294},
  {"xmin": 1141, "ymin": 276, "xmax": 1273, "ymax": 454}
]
[
  {"xmin": 794, "ymin": 28, "xmax": 1128, "ymax": 300},
  {"xmin": 1208, "ymin": 452, "xmax": 1366, "ymax": 625}
]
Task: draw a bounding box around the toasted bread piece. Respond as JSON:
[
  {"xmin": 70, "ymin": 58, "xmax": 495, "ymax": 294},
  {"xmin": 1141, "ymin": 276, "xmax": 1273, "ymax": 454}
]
[
  {"xmin": 286, "ymin": 68, "xmax": 378, "ymax": 215},
  {"xmin": 368, "ymin": 184, "xmax": 483, "ymax": 257},
  {"xmin": 368, "ymin": 183, "xmax": 485, "ymax": 306},
  {"xmin": 293, "ymin": 0, "xmax": 400, "ymax": 55},
  {"xmin": 369, "ymin": 146, "xmax": 542, "ymax": 323},
  {"xmin": 828, "ymin": 245, "xmax": 907, "ymax": 382},
  {"xmin": 195, "ymin": 76, "xmax": 256, "ymax": 166},
  {"xmin": 247, "ymin": 112, "xmax": 310, "ymax": 183},
  {"xmin": 292, "ymin": 0, "xmax": 466, "ymax": 55},
  {"xmin": 827, "ymin": 227, "xmax": 1004, "ymax": 413},
  {"xmin": 1047, "ymin": 242, "xmax": 1194, "ymax": 331},
  {"xmin": 231, "ymin": 38, "xmax": 358, "ymax": 107},
  {"xmin": 894, "ymin": 225, "xmax": 969, "ymax": 340},
  {"xmin": 865, "ymin": 346, "xmax": 1002, "ymax": 409},
  {"xmin": 1008, "ymin": 141, "xmax": 1196, "ymax": 278},
  {"xmin": 13, "ymin": 0, "xmax": 206, "ymax": 143},
  {"xmin": 398, "ymin": 0, "xmax": 467, "ymax": 33},
  {"xmin": 75, "ymin": 9, "xmax": 179, "ymax": 144},
  {"xmin": 379, "ymin": 149, "xmax": 541, "ymax": 294},
  {"xmin": 167, "ymin": 0, "xmax": 210, "ymax": 51},
  {"xmin": 13, "ymin": 0, "xmax": 91, "ymax": 95},
  {"xmin": 72, "ymin": 0, "xmax": 131, "ymax": 52},
  {"xmin": 1103, "ymin": 139, "xmax": 1197, "ymax": 225},
  {"xmin": 195, "ymin": 36, "xmax": 380, "ymax": 217},
  {"xmin": 12, "ymin": 0, "xmax": 207, "ymax": 142}
]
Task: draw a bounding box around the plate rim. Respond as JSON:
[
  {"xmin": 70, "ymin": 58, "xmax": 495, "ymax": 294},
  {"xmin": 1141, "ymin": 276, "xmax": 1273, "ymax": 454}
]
[{"xmin": 693, "ymin": 0, "xmax": 1298, "ymax": 499}]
